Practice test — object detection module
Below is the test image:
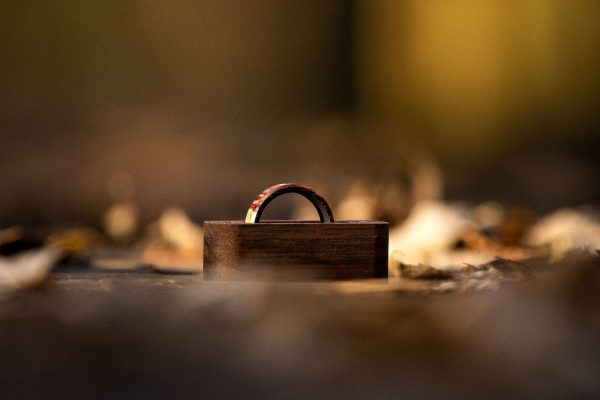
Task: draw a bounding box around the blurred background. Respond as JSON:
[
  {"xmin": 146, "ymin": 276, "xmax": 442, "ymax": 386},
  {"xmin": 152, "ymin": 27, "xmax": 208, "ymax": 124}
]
[
  {"xmin": 1, "ymin": 0, "xmax": 599, "ymax": 228},
  {"xmin": 1, "ymin": 6, "xmax": 600, "ymax": 397}
]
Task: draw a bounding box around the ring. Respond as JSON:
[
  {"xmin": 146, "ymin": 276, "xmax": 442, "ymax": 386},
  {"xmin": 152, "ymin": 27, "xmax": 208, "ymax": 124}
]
[{"xmin": 245, "ymin": 183, "xmax": 335, "ymax": 223}]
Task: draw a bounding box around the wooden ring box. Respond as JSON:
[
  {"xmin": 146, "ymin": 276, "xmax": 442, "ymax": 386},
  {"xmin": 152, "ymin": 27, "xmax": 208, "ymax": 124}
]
[{"xmin": 203, "ymin": 183, "xmax": 388, "ymax": 280}]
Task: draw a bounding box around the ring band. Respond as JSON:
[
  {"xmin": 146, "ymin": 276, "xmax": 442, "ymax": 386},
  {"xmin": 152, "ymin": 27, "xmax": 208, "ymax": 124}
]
[{"xmin": 245, "ymin": 183, "xmax": 335, "ymax": 223}]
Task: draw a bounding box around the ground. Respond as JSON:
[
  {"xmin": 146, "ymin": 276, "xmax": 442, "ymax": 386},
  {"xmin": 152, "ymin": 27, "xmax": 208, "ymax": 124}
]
[{"xmin": 0, "ymin": 255, "xmax": 599, "ymax": 399}]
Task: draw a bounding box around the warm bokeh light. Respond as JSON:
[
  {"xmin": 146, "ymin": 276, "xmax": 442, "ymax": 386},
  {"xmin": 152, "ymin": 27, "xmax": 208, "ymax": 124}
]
[
  {"xmin": 0, "ymin": 0, "xmax": 598, "ymax": 221},
  {"xmin": 1, "ymin": 4, "xmax": 600, "ymax": 398}
]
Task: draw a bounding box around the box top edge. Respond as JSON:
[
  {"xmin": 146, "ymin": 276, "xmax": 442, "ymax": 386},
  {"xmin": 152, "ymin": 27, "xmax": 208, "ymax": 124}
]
[{"xmin": 203, "ymin": 220, "xmax": 389, "ymax": 225}]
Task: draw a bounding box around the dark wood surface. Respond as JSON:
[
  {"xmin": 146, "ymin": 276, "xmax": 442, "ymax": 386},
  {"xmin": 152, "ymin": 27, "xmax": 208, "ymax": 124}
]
[
  {"xmin": 203, "ymin": 221, "xmax": 388, "ymax": 280},
  {"xmin": 1, "ymin": 259, "xmax": 599, "ymax": 400}
]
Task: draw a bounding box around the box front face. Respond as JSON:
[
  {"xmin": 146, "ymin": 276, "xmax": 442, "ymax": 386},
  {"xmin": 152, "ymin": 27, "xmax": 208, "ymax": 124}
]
[{"xmin": 204, "ymin": 221, "xmax": 388, "ymax": 280}]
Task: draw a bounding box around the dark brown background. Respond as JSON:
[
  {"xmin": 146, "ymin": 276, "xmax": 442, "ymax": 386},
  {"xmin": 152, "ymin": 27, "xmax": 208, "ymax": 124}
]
[{"xmin": 1, "ymin": 1, "xmax": 599, "ymax": 227}]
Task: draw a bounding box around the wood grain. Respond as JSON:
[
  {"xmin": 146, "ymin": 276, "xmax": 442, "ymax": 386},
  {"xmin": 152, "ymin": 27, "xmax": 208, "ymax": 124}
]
[{"xmin": 203, "ymin": 220, "xmax": 388, "ymax": 280}]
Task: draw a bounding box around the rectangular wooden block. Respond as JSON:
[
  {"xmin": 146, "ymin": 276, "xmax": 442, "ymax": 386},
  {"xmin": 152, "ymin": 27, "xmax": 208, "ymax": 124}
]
[{"xmin": 203, "ymin": 221, "xmax": 388, "ymax": 280}]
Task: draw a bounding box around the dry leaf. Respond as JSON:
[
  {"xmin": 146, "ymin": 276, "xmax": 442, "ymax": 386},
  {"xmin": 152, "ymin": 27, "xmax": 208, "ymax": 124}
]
[
  {"xmin": 0, "ymin": 248, "xmax": 61, "ymax": 294},
  {"xmin": 142, "ymin": 207, "xmax": 203, "ymax": 273}
]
